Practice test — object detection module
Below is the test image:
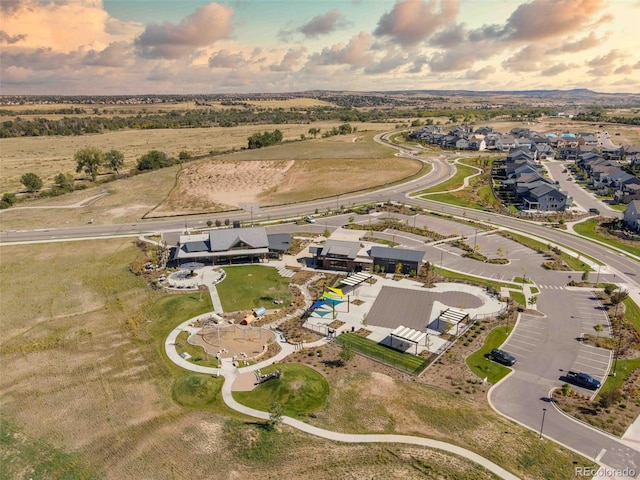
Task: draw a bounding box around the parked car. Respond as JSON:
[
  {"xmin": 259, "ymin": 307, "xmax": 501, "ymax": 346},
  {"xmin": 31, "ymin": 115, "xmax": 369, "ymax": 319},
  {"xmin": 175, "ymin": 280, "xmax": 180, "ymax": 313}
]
[
  {"xmin": 490, "ymin": 348, "xmax": 516, "ymax": 366},
  {"xmin": 304, "ymin": 216, "xmax": 315, "ymax": 223},
  {"xmin": 588, "ymin": 208, "xmax": 600, "ymax": 215},
  {"xmin": 565, "ymin": 371, "xmax": 601, "ymax": 390}
]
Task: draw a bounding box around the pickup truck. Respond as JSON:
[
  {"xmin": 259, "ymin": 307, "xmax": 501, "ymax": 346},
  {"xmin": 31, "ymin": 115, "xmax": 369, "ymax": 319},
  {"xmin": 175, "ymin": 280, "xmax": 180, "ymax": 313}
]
[{"xmin": 565, "ymin": 371, "xmax": 601, "ymax": 390}]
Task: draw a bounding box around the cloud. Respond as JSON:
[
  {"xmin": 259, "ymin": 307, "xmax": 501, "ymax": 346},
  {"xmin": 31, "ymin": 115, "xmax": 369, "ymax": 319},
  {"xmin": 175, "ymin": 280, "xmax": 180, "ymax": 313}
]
[
  {"xmin": 84, "ymin": 41, "xmax": 132, "ymax": 68},
  {"xmin": 546, "ymin": 32, "xmax": 602, "ymax": 54},
  {"xmin": 408, "ymin": 55, "xmax": 428, "ymax": 73},
  {"xmin": 364, "ymin": 51, "xmax": 408, "ymax": 74},
  {"xmin": 429, "ymin": 42, "xmax": 481, "ymax": 72},
  {"xmin": 0, "ymin": 30, "xmax": 26, "ymax": 44},
  {"xmin": 135, "ymin": 2, "xmax": 233, "ymax": 59},
  {"xmin": 1, "ymin": 46, "xmax": 82, "ymax": 71},
  {"xmin": 613, "ymin": 64, "xmax": 633, "ymax": 75},
  {"xmin": 429, "ymin": 23, "xmax": 466, "ymax": 48},
  {"xmin": 586, "ymin": 49, "xmax": 625, "ymax": 67},
  {"xmin": 503, "ymin": 0, "xmax": 606, "ymax": 41},
  {"xmin": 540, "ymin": 63, "xmax": 577, "ymax": 76},
  {"xmin": 208, "ymin": 49, "xmax": 246, "ymax": 69},
  {"xmin": 299, "ymin": 9, "xmax": 346, "ymax": 38},
  {"xmin": 373, "ymin": 0, "xmax": 459, "ymax": 47},
  {"xmin": 502, "ymin": 45, "xmax": 545, "ymax": 72},
  {"xmin": 270, "ymin": 47, "xmax": 307, "ymax": 72},
  {"xmin": 307, "ymin": 31, "xmax": 373, "ymax": 68},
  {"xmin": 464, "ymin": 65, "xmax": 495, "ymax": 80}
]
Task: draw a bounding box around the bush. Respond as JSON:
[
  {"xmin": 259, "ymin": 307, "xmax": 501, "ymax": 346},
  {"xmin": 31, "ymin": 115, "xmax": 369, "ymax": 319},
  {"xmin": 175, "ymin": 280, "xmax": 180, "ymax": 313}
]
[{"xmin": 137, "ymin": 150, "xmax": 174, "ymax": 170}]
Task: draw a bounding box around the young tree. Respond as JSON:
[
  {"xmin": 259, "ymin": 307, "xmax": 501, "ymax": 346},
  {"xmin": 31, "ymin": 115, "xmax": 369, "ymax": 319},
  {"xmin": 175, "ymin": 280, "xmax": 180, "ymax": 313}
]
[
  {"xmin": 104, "ymin": 149, "xmax": 124, "ymax": 176},
  {"xmin": 308, "ymin": 127, "xmax": 320, "ymax": 138},
  {"xmin": 340, "ymin": 345, "xmax": 354, "ymax": 365},
  {"xmin": 1, "ymin": 192, "xmax": 17, "ymax": 208},
  {"xmin": 75, "ymin": 147, "xmax": 103, "ymax": 181},
  {"xmin": 268, "ymin": 401, "xmax": 284, "ymax": 431},
  {"xmin": 20, "ymin": 172, "xmax": 43, "ymax": 192}
]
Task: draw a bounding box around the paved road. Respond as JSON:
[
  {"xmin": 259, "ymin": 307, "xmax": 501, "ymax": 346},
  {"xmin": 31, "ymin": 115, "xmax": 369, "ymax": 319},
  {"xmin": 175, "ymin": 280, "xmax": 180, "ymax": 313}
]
[
  {"xmin": 491, "ymin": 289, "xmax": 640, "ymax": 476},
  {"xmin": 544, "ymin": 159, "xmax": 622, "ymax": 218}
]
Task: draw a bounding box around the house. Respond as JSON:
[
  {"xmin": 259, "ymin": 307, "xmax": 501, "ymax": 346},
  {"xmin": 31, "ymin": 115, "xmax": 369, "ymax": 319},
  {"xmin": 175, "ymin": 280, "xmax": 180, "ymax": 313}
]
[
  {"xmin": 618, "ymin": 183, "xmax": 640, "ymax": 203},
  {"xmin": 522, "ymin": 184, "xmax": 569, "ymax": 211},
  {"xmin": 558, "ymin": 143, "xmax": 579, "ymax": 160},
  {"xmin": 370, "ymin": 246, "xmax": 424, "ymax": 275},
  {"xmin": 515, "ymin": 136, "xmax": 533, "ymax": 149},
  {"xmin": 172, "ymin": 226, "xmax": 281, "ymax": 265},
  {"xmin": 507, "ymin": 147, "xmax": 536, "ymax": 163},
  {"xmin": 532, "ymin": 143, "xmax": 555, "ymax": 161},
  {"xmin": 475, "ymin": 126, "xmax": 494, "ymax": 136},
  {"xmin": 496, "ymin": 135, "xmax": 517, "ymax": 151},
  {"xmin": 578, "ymin": 133, "xmax": 598, "ymax": 146},
  {"xmin": 603, "ymin": 147, "xmax": 623, "ymax": 161},
  {"xmin": 623, "ymin": 200, "xmax": 640, "ymax": 231},
  {"xmin": 467, "ymin": 137, "xmax": 486, "ymax": 151},
  {"xmin": 455, "ymin": 138, "xmax": 469, "ymax": 150}
]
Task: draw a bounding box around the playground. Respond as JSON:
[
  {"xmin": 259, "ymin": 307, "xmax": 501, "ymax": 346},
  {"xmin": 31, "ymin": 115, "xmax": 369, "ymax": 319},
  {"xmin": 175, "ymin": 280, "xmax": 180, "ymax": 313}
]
[{"xmin": 184, "ymin": 316, "xmax": 277, "ymax": 362}]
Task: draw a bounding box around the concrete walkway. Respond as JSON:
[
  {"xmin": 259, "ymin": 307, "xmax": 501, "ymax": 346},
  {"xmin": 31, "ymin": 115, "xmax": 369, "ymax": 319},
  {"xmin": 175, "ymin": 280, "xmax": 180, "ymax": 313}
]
[{"xmin": 164, "ymin": 314, "xmax": 520, "ymax": 480}]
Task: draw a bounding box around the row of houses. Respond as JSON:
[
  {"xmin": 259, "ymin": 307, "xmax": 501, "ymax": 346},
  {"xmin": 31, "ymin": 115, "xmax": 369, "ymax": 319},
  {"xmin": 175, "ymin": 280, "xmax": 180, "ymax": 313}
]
[
  {"xmin": 411, "ymin": 125, "xmax": 640, "ymax": 162},
  {"xmin": 495, "ymin": 148, "xmax": 570, "ymax": 212},
  {"xmin": 577, "ymin": 151, "xmax": 640, "ymax": 204}
]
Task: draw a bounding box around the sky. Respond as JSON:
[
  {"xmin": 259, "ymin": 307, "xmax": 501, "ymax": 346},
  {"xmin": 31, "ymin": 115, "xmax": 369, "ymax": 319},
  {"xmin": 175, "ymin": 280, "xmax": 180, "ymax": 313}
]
[{"xmin": 1, "ymin": 0, "xmax": 639, "ymax": 95}]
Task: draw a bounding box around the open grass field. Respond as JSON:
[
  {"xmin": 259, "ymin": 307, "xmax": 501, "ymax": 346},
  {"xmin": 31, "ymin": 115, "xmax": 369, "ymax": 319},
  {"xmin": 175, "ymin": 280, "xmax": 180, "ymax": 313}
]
[
  {"xmin": 0, "ymin": 120, "xmax": 398, "ymax": 193},
  {"xmin": 216, "ymin": 265, "xmax": 291, "ymax": 312},
  {"xmin": 465, "ymin": 327, "xmax": 514, "ymax": 384},
  {"xmin": 0, "ymin": 240, "xmax": 519, "ymax": 479},
  {"xmin": 233, "ymin": 364, "xmax": 330, "ymax": 418},
  {"xmin": 308, "ymin": 369, "xmax": 592, "ymax": 479}
]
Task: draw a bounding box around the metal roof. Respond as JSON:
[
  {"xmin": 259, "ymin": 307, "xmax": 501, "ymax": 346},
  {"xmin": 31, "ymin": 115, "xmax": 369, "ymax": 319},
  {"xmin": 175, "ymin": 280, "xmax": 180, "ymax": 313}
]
[
  {"xmin": 390, "ymin": 325, "xmax": 426, "ymax": 344},
  {"xmin": 340, "ymin": 272, "xmax": 372, "ymax": 287},
  {"xmin": 319, "ymin": 240, "xmax": 361, "ymax": 260},
  {"xmin": 370, "ymin": 246, "xmax": 424, "ymax": 264},
  {"xmin": 208, "ymin": 226, "xmax": 268, "ymax": 252},
  {"xmin": 184, "ymin": 241, "xmax": 209, "ymax": 253},
  {"xmin": 267, "ymin": 233, "xmax": 291, "ymax": 252}
]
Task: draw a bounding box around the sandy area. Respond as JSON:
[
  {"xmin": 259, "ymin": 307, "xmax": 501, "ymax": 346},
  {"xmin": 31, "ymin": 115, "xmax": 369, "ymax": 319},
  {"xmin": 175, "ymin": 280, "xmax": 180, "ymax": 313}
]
[{"xmin": 156, "ymin": 159, "xmax": 294, "ymax": 214}]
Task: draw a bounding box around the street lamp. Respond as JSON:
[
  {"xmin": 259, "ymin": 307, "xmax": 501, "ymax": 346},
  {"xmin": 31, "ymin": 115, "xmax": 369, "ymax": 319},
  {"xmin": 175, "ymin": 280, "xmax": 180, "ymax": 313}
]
[{"xmin": 539, "ymin": 408, "xmax": 547, "ymax": 439}]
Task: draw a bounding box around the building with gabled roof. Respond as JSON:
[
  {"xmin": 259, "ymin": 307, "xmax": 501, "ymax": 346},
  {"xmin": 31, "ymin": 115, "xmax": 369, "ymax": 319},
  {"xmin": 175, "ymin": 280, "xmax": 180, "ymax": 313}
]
[
  {"xmin": 370, "ymin": 246, "xmax": 425, "ymax": 275},
  {"xmin": 171, "ymin": 226, "xmax": 288, "ymax": 265}
]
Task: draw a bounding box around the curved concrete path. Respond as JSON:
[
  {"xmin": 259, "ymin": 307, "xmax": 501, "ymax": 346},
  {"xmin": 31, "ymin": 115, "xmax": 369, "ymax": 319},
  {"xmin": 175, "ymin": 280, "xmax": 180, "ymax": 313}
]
[{"xmin": 165, "ymin": 316, "xmax": 520, "ymax": 480}]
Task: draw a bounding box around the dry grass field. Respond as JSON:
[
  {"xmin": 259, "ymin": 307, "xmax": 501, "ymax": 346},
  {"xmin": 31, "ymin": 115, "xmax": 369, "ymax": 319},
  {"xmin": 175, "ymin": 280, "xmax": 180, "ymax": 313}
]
[
  {"xmin": 153, "ymin": 131, "xmax": 421, "ymax": 216},
  {"xmin": 0, "ymin": 120, "xmax": 398, "ymax": 193},
  {"xmin": 0, "ymin": 240, "xmax": 508, "ymax": 479}
]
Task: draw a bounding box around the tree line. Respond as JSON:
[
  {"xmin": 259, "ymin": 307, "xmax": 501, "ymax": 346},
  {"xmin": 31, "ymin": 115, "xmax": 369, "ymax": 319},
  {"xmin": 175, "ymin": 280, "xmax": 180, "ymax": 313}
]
[{"xmin": 0, "ymin": 106, "xmax": 556, "ymax": 138}]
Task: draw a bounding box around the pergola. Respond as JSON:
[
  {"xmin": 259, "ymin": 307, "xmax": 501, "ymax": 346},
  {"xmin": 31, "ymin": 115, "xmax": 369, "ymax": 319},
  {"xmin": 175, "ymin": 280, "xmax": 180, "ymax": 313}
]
[
  {"xmin": 390, "ymin": 325, "xmax": 427, "ymax": 355},
  {"xmin": 340, "ymin": 272, "xmax": 372, "ymax": 290},
  {"xmin": 438, "ymin": 308, "xmax": 471, "ymax": 336}
]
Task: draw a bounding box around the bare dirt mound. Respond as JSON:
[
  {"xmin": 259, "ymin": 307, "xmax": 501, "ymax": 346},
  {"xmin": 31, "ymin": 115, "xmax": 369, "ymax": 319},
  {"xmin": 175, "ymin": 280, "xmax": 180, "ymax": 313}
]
[{"xmin": 155, "ymin": 159, "xmax": 294, "ymax": 215}]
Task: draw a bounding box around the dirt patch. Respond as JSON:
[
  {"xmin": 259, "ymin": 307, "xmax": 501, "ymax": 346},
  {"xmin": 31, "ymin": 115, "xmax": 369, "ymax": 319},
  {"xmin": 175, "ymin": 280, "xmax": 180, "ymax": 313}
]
[{"xmin": 157, "ymin": 159, "xmax": 294, "ymax": 214}]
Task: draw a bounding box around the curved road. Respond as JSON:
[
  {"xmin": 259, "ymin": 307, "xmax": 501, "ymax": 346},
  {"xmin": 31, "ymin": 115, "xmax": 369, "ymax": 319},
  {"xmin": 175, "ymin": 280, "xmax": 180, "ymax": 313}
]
[{"xmin": 2, "ymin": 130, "xmax": 639, "ymax": 476}]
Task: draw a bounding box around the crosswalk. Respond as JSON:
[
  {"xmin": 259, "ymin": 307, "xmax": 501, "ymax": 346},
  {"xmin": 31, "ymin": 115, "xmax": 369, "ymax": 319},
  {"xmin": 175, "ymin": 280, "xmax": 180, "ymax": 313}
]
[{"xmin": 537, "ymin": 285, "xmax": 566, "ymax": 290}]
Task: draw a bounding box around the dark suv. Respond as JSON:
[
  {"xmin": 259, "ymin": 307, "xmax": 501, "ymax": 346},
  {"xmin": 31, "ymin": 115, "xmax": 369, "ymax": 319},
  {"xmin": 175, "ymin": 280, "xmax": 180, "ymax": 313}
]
[{"xmin": 490, "ymin": 348, "xmax": 516, "ymax": 366}]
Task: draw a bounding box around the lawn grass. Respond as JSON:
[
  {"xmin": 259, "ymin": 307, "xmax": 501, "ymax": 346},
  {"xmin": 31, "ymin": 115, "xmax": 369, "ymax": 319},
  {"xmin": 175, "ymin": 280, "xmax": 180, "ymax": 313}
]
[
  {"xmin": 334, "ymin": 332, "xmax": 427, "ymax": 374},
  {"xmin": 573, "ymin": 219, "xmax": 640, "ymax": 258},
  {"xmin": 598, "ymin": 357, "xmax": 640, "ymax": 398},
  {"xmin": 530, "ymin": 287, "xmax": 540, "ymax": 295},
  {"xmin": 510, "ymin": 291, "xmax": 527, "ymax": 307},
  {"xmin": 499, "ymin": 230, "xmax": 597, "ymax": 270},
  {"xmin": 216, "ymin": 265, "xmax": 291, "ymax": 312},
  {"xmin": 424, "ymin": 192, "xmax": 487, "ymax": 209},
  {"xmin": 623, "ymin": 297, "xmax": 640, "ymax": 333},
  {"xmin": 174, "ymin": 331, "xmax": 220, "ymax": 368},
  {"xmin": 512, "ymin": 276, "xmax": 533, "ymax": 284},
  {"xmin": 233, "ymin": 364, "xmax": 329, "ymax": 418},
  {"xmin": 433, "ymin": 265, "xmax": 522, "ymax": 291},
  {"xmin": 418, "ymin": 161, "xmax": 478, "ymax": 194},
  {"xmin": 466, "ymin": 326, "xmax": 514, "ymax": 384}
]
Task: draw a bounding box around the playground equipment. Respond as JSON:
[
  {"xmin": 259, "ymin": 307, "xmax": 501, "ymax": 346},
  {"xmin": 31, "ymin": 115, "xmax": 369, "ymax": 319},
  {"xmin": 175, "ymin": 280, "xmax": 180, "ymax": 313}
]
[{"xmin": 254, "ymin": 368, "xmax": 282, "ymax": 384}]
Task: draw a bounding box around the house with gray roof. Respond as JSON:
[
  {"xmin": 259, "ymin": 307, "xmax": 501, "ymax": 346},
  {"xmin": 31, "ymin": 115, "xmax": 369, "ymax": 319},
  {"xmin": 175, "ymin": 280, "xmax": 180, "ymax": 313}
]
[
  {"xmin": 370, "ymin": 246, "xmax": 425, "ymax": 275},
  {"xmin": 522, "ymin": 184, "xmax": 569, "ymax": 211},
  {"xmin": 623, "ymin": 200, "xmax": 640, "ymax": 232}
]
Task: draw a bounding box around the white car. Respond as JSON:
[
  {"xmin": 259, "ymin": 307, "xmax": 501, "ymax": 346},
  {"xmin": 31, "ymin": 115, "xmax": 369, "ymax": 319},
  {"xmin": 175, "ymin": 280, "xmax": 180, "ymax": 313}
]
[{"xmin": 305, "ymin": 216, "xmax": 315, "ymax": 223}]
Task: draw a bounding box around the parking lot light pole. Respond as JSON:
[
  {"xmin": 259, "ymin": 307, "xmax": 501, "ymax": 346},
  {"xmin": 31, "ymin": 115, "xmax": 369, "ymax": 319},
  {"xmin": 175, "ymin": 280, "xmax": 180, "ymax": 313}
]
[{"xmin": 539, "ymin": 408, "xmax": 547, "ymax": 439}]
